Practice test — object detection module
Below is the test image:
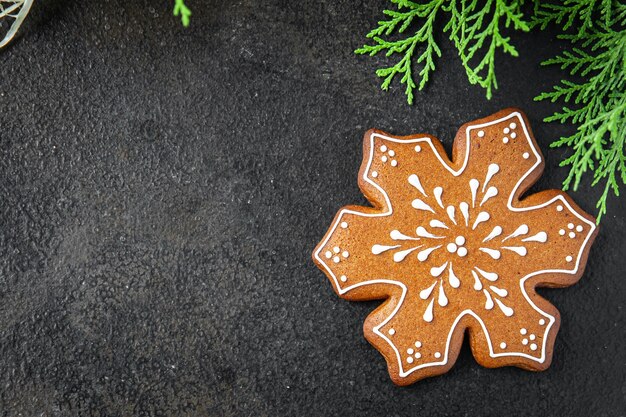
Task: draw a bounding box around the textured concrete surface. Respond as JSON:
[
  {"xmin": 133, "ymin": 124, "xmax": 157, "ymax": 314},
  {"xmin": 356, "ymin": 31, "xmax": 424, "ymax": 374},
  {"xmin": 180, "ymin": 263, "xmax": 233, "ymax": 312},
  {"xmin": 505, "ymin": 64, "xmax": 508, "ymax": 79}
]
[{"xmin": 0, "ymin": 0, "xmax": 624, "ymax": 416}]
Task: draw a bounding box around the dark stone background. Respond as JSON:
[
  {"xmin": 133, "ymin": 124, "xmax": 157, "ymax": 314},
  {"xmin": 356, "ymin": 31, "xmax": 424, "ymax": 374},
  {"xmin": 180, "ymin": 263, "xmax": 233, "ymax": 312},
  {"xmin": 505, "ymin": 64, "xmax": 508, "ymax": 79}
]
[{"xmin": 0, "ymin": 0, "xmax": 624, "ymax": 416}]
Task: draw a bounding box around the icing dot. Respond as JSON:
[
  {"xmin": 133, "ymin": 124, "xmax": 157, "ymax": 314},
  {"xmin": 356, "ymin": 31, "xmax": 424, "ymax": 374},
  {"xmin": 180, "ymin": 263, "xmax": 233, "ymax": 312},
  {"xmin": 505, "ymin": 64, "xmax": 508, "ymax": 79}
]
[
  {"xmin": 522, "ymin": 152, "xmax": 530, "ymax": 159},
  {"xmin": 557, "ymin": 205, "xmax": 564, "ymax": 211},
  {"xmin": 333, "ymin": 247, "xmax": 340, "ymax": 253},
  {"xmin": 559, "ymin": 229, "xmax": 565, "ymax": 236},
  {"xmin": 380, "ymin": 145, "xmax": 387, "ymax": 152},
  {"xmin": 455, "ymin": 236, "xmax": 466, "ymax": 246},
  {"xmin": 567, "ymin": 223, "xmax": 574, "ymax": 229},
  {"xmin": 325, "ymin": 251, "xmax": 332, "ymax": 259},
  {"xmin": 457, "ymin": 247, "xmax": 468, "ymax": 257},
  {"xmin": 340, "ymin": 275, "xmax": 347, "ymax": 282},
  {"xmin": 522, "ymin": 338, "xmax": 528, "ymax": 345},
  {"xmin": 447, "ymin": 243, "xmax": 458, "ymax": 253},
  {"xmin": 478, "ymin": 130, "xmax": 485, "ymax": 137},
  {"xmin": 415, "ymin": 341, "xmax": 422, "ymax": 348},
  {"xmin": 504, "ymin": 127, "xmax": 510, "ymax": 134},
  {"xmin": 414, "ymin": 352, "xmax": 421, "ymax": 359},
  {"xmin": 371, "ymin": 171, "xmax": 378, "ymax": 178},
  {"xmin": 388, "ymin": 150, "xmax": 395, "ymax": 157},
  {"xmin": 576, "ymin": 225, "xmax": 583, "ymax": 232},
  {"xmin": 407, "ymin": 348, "xmax": 414, "ymax": 355},
  {"xmin": 511, "ymin": 132, "xmax": 517, "ymax": 139},
  {"xmin": 520, "ymin": 328, "xmax": 527, "ymax": 335},
  {"xmin": 342, "ymin": 251, "xmax": 349, "ymax": 258},
  {"xmin": 539, "ymin": 319, "xmax": 546, "ymax": 325},
  {"xmin": 569, "ymin": 232, "xmax": 576, "ymax": 239},
  {"xmin": 500, "ymin": 342, "xmax": 507, "ymax": 349},
  {"xmin": 407, "ymin": 356, "xmax": 414, "ymax": 364},
  {"xmin": 566, "ymin": 255, "xmax": 573, "ymax": 262},
  {"xmin": 388, "ymin": 328, "xmax": 395, "ymax": 335},
  {"xmin": 503, "ymin": 137, "xmax": 509, "ymax": 144},
  {"xmin": 510, "ymin": 122, "xmax": 517, "ymax": 129},
  {"xmin": 530, "ymin": 334, "xmax": 536, "ymax": 341},
  {"xmin": 391, "ymin": 160, "xmax": 398, "ymax": 167},
  {"xmin": 333, "ymin": 256, "xmax": 340, "ymax": 263},
  {"xmin": 530, "ymin": 343, "xmax": 537, "ymax": 351},
  {"xmin": 434, "ymin": 352, "xmax": 441, "ymax": 359},
  {"xmin": 341, "ymin": 221, "xmax": 348, "ymax": 229},
  {"xmin": 382, "ymin": 156, "xmax": 388, "ymax": 163},
  {"xmin": 415, "ymin": 145, "xmax": 422, "ymax": 152}
]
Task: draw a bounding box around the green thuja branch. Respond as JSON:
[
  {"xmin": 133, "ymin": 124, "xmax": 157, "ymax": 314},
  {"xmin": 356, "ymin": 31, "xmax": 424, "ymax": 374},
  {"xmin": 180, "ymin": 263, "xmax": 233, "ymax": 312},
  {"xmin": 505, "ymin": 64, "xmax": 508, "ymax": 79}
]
[
  {"xmin": 355, "ymin": 0, "xmax": 531, "ymax": 103},
  {"xmin": 174, "ymin": 0, "xmax": 192, "ymax": 27},
  {"xmin": 535, "ymin": 1, "xmax": 626, "ymax": 221}
]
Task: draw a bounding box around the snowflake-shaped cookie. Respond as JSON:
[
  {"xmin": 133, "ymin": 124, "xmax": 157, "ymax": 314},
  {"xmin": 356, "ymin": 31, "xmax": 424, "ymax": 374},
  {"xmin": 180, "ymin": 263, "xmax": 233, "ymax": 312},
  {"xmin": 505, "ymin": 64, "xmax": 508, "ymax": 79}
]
[{"xmin": 313, "ymin": 109, "xmax": 598, "ymax": 385}]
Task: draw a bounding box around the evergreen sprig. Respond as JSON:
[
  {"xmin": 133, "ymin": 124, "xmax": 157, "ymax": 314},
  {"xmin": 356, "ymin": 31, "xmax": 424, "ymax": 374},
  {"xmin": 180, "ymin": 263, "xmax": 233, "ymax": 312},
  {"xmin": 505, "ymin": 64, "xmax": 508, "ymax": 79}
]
[
  {"xmin": 355, "ymin": 0, "xmax": 531, "ymax": 103},
  {"xmin": 174, "ymin": 0, "xmax": 192, "ymax": 27},
  {"xmin": 535, "ymin": 1, "xmax": 626, "ymax": 221}
]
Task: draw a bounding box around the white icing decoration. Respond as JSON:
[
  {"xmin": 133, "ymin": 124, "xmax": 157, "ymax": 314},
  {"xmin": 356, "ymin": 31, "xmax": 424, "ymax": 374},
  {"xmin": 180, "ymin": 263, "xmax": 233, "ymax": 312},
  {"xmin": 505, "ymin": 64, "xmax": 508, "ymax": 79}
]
[
  {"xmin": 569, "ymin": 232, "xmax": 575, "ymax": 239},
  {"xmin": 480, "ymin": 186, "xmax": 498, "ymax": 206},
  {"xmin": 325, "ymin": 251, "xmax": 332, "ymax": 259},
  {"xmin": 483, "ymin": 163, "xmax": 500, "ymax": 192},
  {"xmin": 417, "ymin": 245, "xmax": 442, "ymax": 262},
  {"xmin": 393, "ymin": 246, "xmax": 421, "ymax": 262},
  {"xmin": 415, "ymin": 145, "xmax": 422, "ymax": 152},
  {"xmin": 333, "ymin": 256, "xmax": 340, "ymax": 263},
  {"xmin": 415, "ymin": 341, "xmax": 422, "ymax": 348},
  {"xmin": 414, "ymin": 352, "xmax": 421, "ymax": 359},
  {"xmin": 471, "ymin": 270, "xmax": 483, "ymax": 291},
  {"xmin": 391, "ymin": 160, "xmax": 398, "ymax": 167},
  {"xmin": 448, "ymin": 264, "xmax": 460, "ymax": 288},
  {"xmin": 433, "ymin": 187, "xmax": 444, "ymax": 208},
  {"xmin": 477, "ymin": 130, "xmax": 485, "ymax": 137},
  {"xmin": 313, "ymin": 112, "xmax": 598, "ymax": 377},
  {"xmin": 340, "ymin": 275, "xmax": 347, "ymax": 282},
  {"xmin": 420, "ymin": 282, "xmax": 437, "ymax": 300},
  {"xmin": 388, "ymin": 150, "xmax": 395, "ymax": 157},
  {"xmin": 390, "ymin": 230, "xmax": 419, "ymax": 241},
  {"xmin": 408, "ymin": 174, "xmax": 427, "ymax": 197},
  {"xmin": 380, "ymin": 145, "xmax": 387, "ymax": 152},
  {"xmin": 423, "ymin": 298, "xmax": 435, "ymax": 322},
  {"xmin": 520, "ymin": 328, "xmax": 527, "ymax": 335},
  {"xmin": 412, "ymin": 198, "xmax": 435, "ymax": 213},
  {"xmin": 446, "ymin": 243, "xmax": 457, "ymax": 253},
  {"xmin": 557, "ymin": 205, "xmax": 563, "ymax": 211},
  {"xmin": 407, "ymin": 356, "xmax": 414, "ymax": 364},
  {"xmin": 510, "ymin": 122, "xmax": 517, "ymax": 129},
  {"xmin": 407, "ymin": 348, "xmax": 414, "ymax": 354},
  {"xmin": 382, "ymin": 156, "xmax": 388, "ymax": 163},
  {"xmin": 430, "ymin": 219, "xmax": 449, "ymax": 229},
  {"xmin": 500, "ymin": 342, "xmax": 507, "ymax": 349},
  {"xmin": 567, "ymin": 223, "xmax": 574, "ymax": 229},
  {"xmin": 434, "ymin": 352, "xmax": 441, "ymax": 359},
  {"xmin": 460, "ymin": 202, "xmax": 470, "ymax": 226},
  {"xmin": 341, "ymin": 221, "xmax": 348, "ymax": 229},
  {"xmin": 372, "ymin": 171, "xmax": 378, "ymax": 178},
  {"xmin": 522, "ymin": 152, "xmax": 529, "ymax": 159},
  {"xmin": 415, "ymin": 226, "xmax": 443, "ymax": 239},
  {"xmin": 371, "ymin": 244, "xmax": 400, "ymax": 255},
  {"xmin": 489, "ymin": 285, "xmax": 508, "ymax": 297},
  {"xmin": 576, "ymin": 225, "xmax": 583, "ymax": 232},
  {"xmin": 522, "ymin": 338, "xmax": 528, "ymax": 345},
  {"xmin": 530, "ymin": 334, "xmax": 536, "ymax": 341},
  {"xmin": 475, "ymin": 267, "xmax": 498, "ymax": 282},
  {"xmin": 522, "ymin": 232, "xmax": 547, "ymax": 243},
  {"xmin": 503, "ymin": 137, "xmax": 509, "ymax": 144},
  {"xmin": 503, "ymin": 224, "xmax": 529, "ymax": 241},
  {"xmin": 430, "ymin": 261, "xmax": 448, "ymax": 277},
  {"xmin": 502, "ymin": 246, "xmax": 528, "ymax": 256},
  {"xmin": 495, "ymin": 299, "xmax": 514, "ymax": 317},
  {"xmin": 457, "ymin": 247, "xmax": 468, "ymax": 257},
  {"xmin": 342, "ymin": 251, "xmax": 349, "ymax": 258},
  {"xmin": 565, "ymin": 255, "xmax": 573, "ymax": 262},
  {"xmin": 446, "ymin": 206, "xmax": 457, "ymax": 225},
  {"xmin": 455, "ymin": 236, "xmax": 466, "ymax": 246},
  {"xmin": 479, "ymin": 247, "xmax": 501, "ymax": 259},
  {"xmin": 472, "ymin": 211, "xmax": 490, "ymax": 230},
  {"xmin": 559, "ymin": 229, "xmax": 565, "ymax": 236},
  {"xmin": 438, "ymin": 282, "xmax": 448, "ymax": 307},
  {"xmin": 511, "ymin": 132, "xmax": 517, "ymax": 139},
  {"xmin": 483, "ymin": 226, "xmax": 503, "ymax": 242},
  {"xmin": 334, "ymin": 247, "xmax": 340, "ymax": 253},
  {"xmin": 504, "ymin": 127, "xmax": 510, "ymax": 134},
  {"xmin": 388, "ymin": 328, "xmax": 395, "ymax": 335},
  {"xmin": 483, "ymin": 289, "xmax": 494, "ymax": 310},
  {"xmin": 539, "ymin": 319, "xmax": 546, "ymax": 325},
  {"xmin": 530, "ymin": 343, "xmax": 537, "ymax": 351},
  {"xmin": 469, "ymin": 179, "xmax": 479, "ymax": 207}
]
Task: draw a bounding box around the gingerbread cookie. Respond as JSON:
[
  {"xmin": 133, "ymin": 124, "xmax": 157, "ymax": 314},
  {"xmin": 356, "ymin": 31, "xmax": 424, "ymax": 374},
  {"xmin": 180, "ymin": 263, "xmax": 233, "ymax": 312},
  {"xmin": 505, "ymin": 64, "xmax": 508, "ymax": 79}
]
[{"xmin": 312, "ymin": 109, "xmax": 598, "ymax": 385}]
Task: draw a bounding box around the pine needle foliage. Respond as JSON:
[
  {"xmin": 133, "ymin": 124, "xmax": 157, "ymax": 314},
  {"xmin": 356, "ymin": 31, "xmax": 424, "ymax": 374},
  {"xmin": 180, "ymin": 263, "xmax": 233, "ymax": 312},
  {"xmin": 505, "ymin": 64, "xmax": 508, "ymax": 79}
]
[
  {"xmin": 534, "ymin": 0, "xmax": 626, "ymax": 221},
  {"xmin": 355, "ymin": 0, "xmax": 532, "ymax": 103}
]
